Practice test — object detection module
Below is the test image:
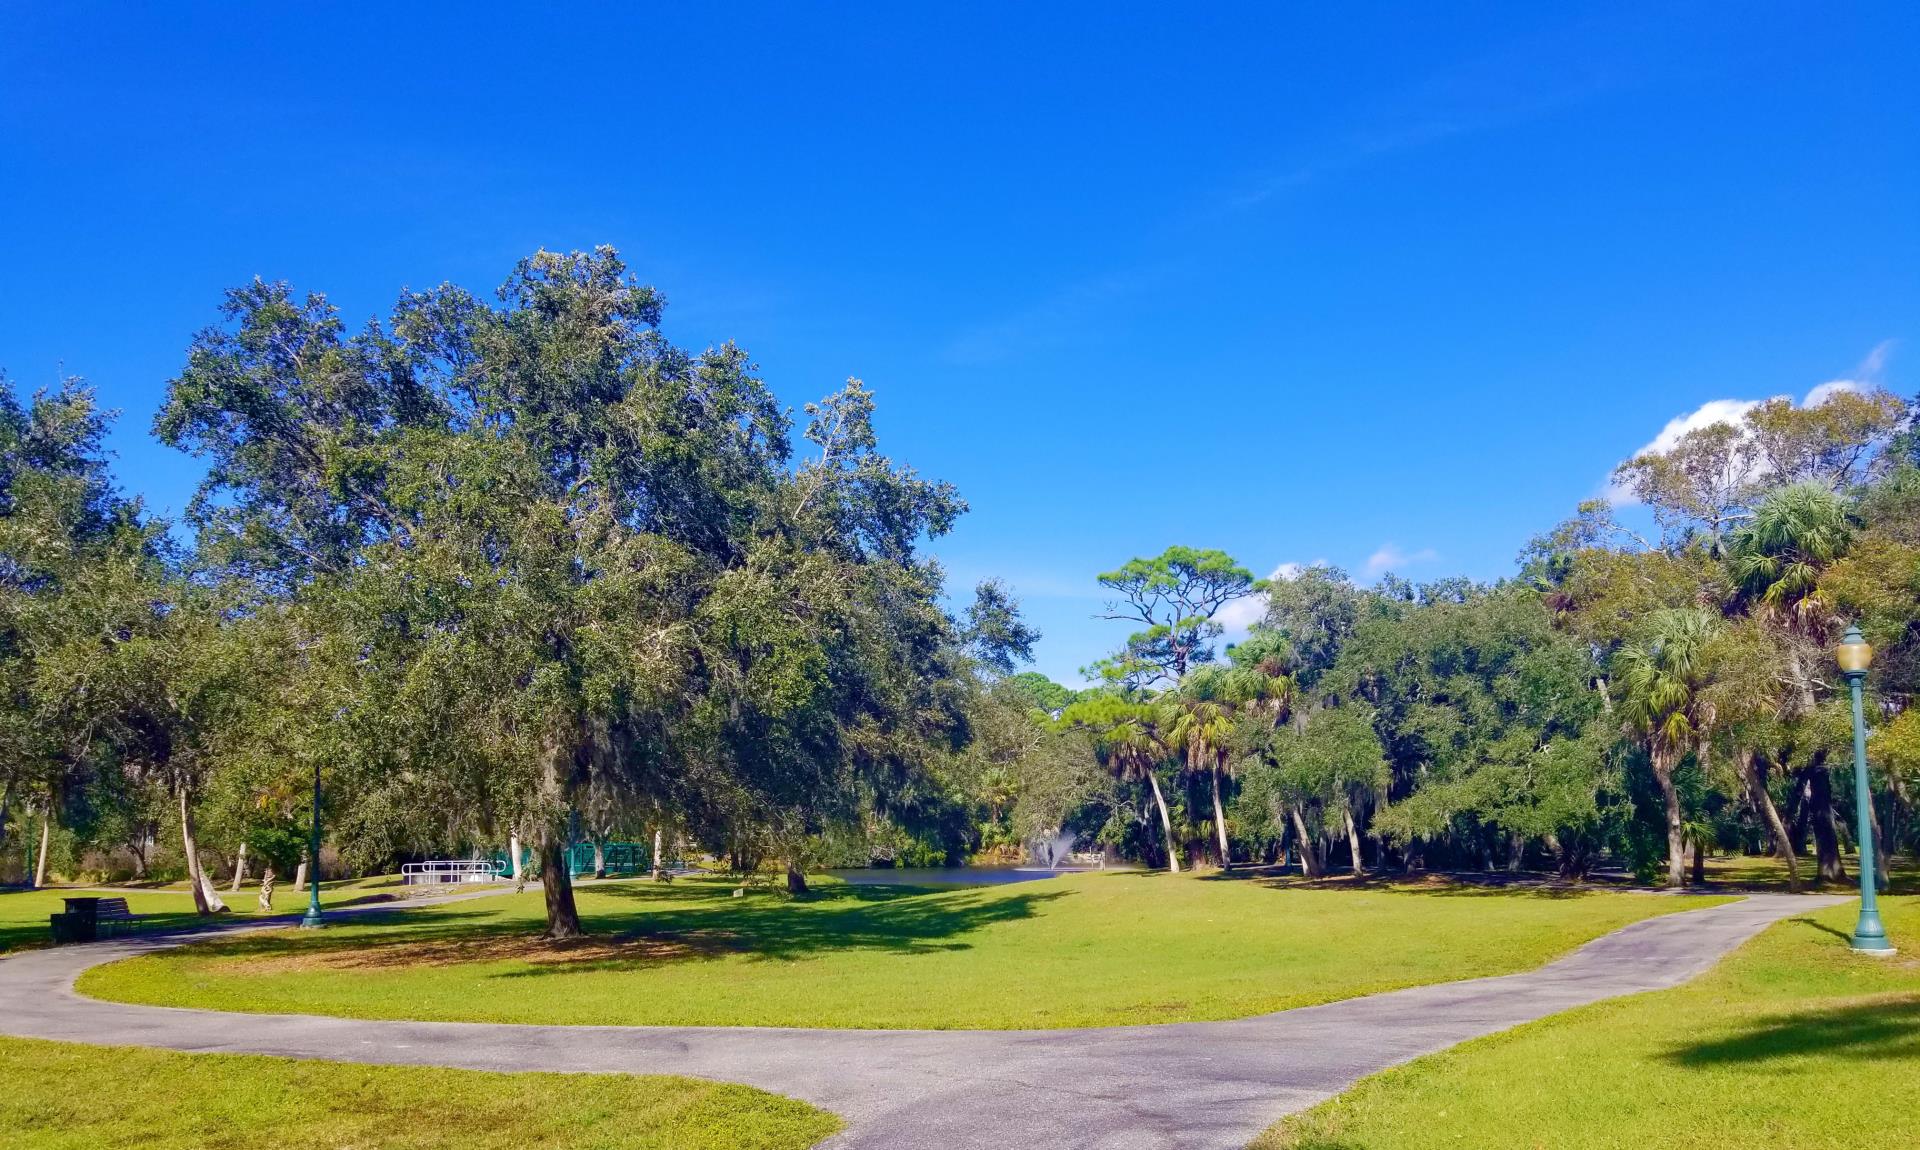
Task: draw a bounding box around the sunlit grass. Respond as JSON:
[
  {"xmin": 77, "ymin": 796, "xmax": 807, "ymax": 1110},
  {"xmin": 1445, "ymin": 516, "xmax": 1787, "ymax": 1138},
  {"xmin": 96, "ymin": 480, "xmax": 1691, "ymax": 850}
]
[
  {"xmin": 1256, "ymin": 896, "xmax": 1920, "ymax": 1150},
  {"xmin": 0, "ymin": 876, "xmax": 405, "ymax": 955},
  {"xmin": 78, "ymin": 871, "xmax": 1723, "ymax": 1029},
  {"xmin": 0, "ymin": 1036, "xmax": 837, "ymax": 1150}
]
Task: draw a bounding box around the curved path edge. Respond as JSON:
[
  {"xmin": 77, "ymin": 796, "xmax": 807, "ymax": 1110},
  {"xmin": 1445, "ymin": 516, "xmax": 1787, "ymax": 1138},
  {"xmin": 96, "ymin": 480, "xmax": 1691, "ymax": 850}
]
[{"xmin": 0, "ymin": 892, "xmax": 1843, "ymax": 1150}]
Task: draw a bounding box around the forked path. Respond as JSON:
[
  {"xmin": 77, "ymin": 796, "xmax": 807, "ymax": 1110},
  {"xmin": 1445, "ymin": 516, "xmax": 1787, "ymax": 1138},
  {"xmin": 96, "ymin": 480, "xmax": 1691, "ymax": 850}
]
[{"xmin": 0, "ymin": 893, "xmax": 1839, "ymax": 1150}]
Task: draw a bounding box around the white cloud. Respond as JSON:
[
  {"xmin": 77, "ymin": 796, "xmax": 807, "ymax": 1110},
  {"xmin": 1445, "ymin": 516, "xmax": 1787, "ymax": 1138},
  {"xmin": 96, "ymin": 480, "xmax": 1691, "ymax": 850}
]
[
  {"xmin": 1212, "ymin": 561, "xmax": 1322, "ymax": 639},
  {"xmin": 1363, "ymin": 544, "xmax": 1439, "ymax": 578},
  {"xmin": 1606, "ymin": 341, "xmax": 1899, "ymax": 505}
]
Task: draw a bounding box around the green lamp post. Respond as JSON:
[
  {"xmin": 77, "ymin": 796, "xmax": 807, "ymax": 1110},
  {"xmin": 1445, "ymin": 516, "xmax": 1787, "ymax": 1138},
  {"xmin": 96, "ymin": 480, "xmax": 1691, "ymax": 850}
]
[
  {"xmin": 1836, "ymin": 625, "xmax": 1892, "ymax": 955},
  {"xmin": 300, "ymin": 759, "xmax": 324, "ymax": 929}
]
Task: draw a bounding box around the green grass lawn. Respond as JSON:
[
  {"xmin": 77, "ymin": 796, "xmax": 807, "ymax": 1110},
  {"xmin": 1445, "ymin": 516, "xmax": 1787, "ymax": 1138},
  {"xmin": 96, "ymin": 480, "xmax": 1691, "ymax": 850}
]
[
  {"xmin": 0, "ymin": 877, "xmax": 406, "ymax": 955},
  {"xmin": 1256, "ymin": 895, "xmax": 1920, "ymax": 1150},
  {"xmin": 78, "ymin": 871, "xmax": 1722, "ymax": 1029},
  {"xmin": 0, "ymin": 1036, "xmax": 836, "ymax": 1150}
]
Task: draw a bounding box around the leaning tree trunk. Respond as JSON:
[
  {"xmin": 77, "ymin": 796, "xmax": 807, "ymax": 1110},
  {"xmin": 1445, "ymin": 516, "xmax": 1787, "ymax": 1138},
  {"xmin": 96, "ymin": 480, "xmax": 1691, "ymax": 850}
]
[
  {"xmin": 538, "ymin": 828, "xmax": 583, "ymax": 939},
  {"xmin": 230, "ymin": 842, "xmax": 249, "ymax": 892},
  {"xmin": 1210, "ymin": 766, "xmax": 1232, "ymax": 870},
  {"xmin": 1290, "ymin": 804, "xmax": 1324, "ymax": 878},
  {"xmin": 178, "ymin": 789, "xmax": 216, "ymax": 914},
  {"xmin": 1804, "ymin": 761, "xmax": 1846, "ymax": 885},
  {"xmin": 33, "ymin": 814, "xmax": 51, "ymax": 888},
  {"xmin": 1144, "ymin": 771, "xmax": 1181, "ymax": 874},
  {"xmin": 1742, "ymin": 752, "xmax": 1800, "ymax": 893},
  {"xmin": 1652, "ymin": 752, "xmax": 1687, "ymax": 888}
]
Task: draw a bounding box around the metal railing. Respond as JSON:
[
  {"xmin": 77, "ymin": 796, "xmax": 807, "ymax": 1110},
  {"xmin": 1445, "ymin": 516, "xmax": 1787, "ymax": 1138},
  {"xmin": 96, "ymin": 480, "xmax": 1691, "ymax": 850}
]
[{"xmin": 401, "ymin": 859, "xmax": 505, "ymax": 886}]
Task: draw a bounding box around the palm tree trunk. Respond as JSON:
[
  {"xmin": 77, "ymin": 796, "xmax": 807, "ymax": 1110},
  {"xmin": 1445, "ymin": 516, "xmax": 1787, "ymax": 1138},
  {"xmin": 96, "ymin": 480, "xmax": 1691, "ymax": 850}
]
[
  {"xmin": 229, "ymin": 842, "xmax": 248, "ymax": 892},
  {"xmin": 1743, "ymin": 751, "xmax": 1799, "ymax": 892},
  {"xmin": 179, "ymin": 788, "xmax": 214, "ymax": 914},
  {"xmin": 1654, "ymin": 752, "xmax": 1686, "ymax": 888},
  {"xmin": 1210, "ymin": 767, "xmax": 1231, "ymax": 869},
  {"xmin": 1145, "ymin": 770, "xmax": 1181, "ymax": 874},
  {"xmin": 33, "ymin": 814, "xmax": 51, "ymax": 888}
]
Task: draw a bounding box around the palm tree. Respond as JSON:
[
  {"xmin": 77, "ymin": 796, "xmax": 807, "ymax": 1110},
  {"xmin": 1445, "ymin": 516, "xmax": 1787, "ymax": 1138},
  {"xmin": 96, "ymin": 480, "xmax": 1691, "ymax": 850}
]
[
  {"xmin": 1166, "ymin": 685, "xmax": 1236, "ymax": 869},
  {"xmin": 1728, "ymin": 481, "xmax": 1852, "ymax": 633},
  {"xmin": 1727, "ymin": 481, "xmax": 1856, "ymax": 883},
  {"xmin": 1615, "ymin": 608, "xmax": 1720, "ymax": 888},
  {"xmin": 1063, "ymin": 696, "xmax": 1182, "ymax": 873}
]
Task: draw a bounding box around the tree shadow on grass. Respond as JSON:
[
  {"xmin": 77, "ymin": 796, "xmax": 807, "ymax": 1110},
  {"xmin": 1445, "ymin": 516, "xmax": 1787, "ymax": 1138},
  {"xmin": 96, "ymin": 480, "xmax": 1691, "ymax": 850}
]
[
  {"xmin": 1663, "ymin": 997, "xmax": 1920, "ymax": 1066},
  {"xmin": 152, "ymin": 881, "xmax": 1068, "ymax": 979},
  {"xmin": 1195, "ymin": 869, "xmax": 1603, "ymax": 900}
]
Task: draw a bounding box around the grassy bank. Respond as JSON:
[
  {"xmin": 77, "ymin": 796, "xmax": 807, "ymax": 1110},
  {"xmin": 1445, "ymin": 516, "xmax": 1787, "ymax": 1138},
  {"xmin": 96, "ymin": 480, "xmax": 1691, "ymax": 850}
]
[
  {"xmin": 79, "ymin": 871, "xmax": 1721, "ymax": 1029},
  {"xmin": 1257, "ymin": 896, "xmax": 1920, "ymax": 1150}
]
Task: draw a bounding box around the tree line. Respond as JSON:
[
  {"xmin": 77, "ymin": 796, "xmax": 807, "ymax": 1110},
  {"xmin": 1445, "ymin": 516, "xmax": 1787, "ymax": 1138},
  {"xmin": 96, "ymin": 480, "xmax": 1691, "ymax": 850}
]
[
  {"xmin": 988, "ymin": 390, "xmax": 1919, "ymax": 889},
  {"xmin": 3, "ymin": 247, "xmax": 1916, "ymax": 938}
]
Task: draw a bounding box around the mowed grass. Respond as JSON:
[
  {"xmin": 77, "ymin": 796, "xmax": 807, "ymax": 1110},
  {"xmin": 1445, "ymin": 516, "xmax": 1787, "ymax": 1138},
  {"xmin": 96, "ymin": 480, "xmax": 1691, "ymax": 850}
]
[
  {"xmin": 0, "ymin": 877, "xmax": 403, "ymax": 955},
  {"xmin": 79, "ymin": 872, "xmax": 1723, "ymax": 1029},
  {"xmin": 0, "ymin": 1036, "xmax": 837, "ymax": 1150},
  {"xmin": 1256, "ymin": 896, "xmax": 1920, "ymax": 1150}
]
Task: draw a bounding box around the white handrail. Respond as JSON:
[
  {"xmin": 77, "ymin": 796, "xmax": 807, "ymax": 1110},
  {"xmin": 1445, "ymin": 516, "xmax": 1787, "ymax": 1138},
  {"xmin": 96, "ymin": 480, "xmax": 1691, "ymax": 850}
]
[{"xmin": 401, "ymin": 860, "xmax": 505, "ymax": 885}]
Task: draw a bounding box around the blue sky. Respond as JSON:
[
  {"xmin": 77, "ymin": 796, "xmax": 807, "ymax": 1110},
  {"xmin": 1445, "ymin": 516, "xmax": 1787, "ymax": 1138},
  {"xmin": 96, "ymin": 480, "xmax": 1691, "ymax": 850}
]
[{"xmin": 2, "ymin": 4, "xmax": 1915, "ymax": 684}]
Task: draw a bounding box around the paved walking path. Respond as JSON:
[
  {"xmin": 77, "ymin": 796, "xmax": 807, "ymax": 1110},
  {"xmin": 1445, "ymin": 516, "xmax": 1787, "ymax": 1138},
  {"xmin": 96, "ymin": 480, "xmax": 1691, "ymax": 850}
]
[{"xmin": 0, "ymin": 892, "xmax": 1842, "ymax": 1150}]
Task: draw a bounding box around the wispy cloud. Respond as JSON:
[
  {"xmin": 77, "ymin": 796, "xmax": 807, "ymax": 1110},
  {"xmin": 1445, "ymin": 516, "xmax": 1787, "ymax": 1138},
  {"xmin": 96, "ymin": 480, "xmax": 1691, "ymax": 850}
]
[
  {"xmin": 1364, "ymin": 544, "xmax": 1439, "ymax": 578},
  {"xmin": 943, "ymin": 19, "xmax": 1642, "ymax": 366}
]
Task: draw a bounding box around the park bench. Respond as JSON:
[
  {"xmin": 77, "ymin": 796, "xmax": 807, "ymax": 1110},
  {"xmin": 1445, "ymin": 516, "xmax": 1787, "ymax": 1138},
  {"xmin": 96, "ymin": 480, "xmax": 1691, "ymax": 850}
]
[{"xmin": 48, "ymin": 895, "xmax": 139, "ymax": 944}]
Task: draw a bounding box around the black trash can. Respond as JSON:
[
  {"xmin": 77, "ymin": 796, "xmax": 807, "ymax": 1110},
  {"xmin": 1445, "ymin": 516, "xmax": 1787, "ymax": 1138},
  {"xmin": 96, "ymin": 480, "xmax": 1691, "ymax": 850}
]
[{"xmin": 50, "ymin": 897, "xmax": 102, "ymax": 944}]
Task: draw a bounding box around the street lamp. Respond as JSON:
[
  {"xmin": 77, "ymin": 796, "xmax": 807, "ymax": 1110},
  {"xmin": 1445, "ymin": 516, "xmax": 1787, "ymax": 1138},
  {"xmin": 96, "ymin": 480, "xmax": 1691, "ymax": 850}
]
[
  {"xmin": 300, "ymin": 759, "xmax": 324, "ymax": 929},
  {"xmin": 1836, "ymin": 625, "xmax": 1892, "ymax": 955}
]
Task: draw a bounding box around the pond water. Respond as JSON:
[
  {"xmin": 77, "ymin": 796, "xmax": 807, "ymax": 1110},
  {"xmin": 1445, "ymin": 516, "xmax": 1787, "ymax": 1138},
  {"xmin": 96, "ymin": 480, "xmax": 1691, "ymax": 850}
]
[{"xmin": 825, "ymin": 866, "xmax": 1108, "ymax": 887}]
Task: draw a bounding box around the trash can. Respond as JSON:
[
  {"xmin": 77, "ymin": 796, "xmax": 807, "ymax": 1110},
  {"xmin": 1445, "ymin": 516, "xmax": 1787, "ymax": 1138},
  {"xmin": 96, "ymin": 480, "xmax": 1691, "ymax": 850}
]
[{"xmin": 50, "ymin": 897, "xmax": 101, "ymax": 944}]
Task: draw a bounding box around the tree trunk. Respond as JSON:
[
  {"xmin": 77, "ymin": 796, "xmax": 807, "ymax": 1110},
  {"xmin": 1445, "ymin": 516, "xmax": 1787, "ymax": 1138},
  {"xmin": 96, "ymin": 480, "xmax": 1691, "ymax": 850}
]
[
  {"xmin": 1506, "ymin": 833, "xmax": 1525, "ymax": 873},
  {"xmin": 230, "ymin": 842, "xmax": 249, "ymax": 892},
  {"xmin": 0, "ymin": 780, "xmax": 11, "ymax": 862},
  {"xmin": 199, "ymin": 872, "xmax": 229, "ymax": 913},
  {"xmin": 257, "ymin": 865, "xmax": 276, "ymax": 911},
  {"xmin": 1866, "ymin": 794, "xmax": 1891, "ymax": 892},
  {"xmin": 1290, "ymin": 804, "xmax": 1324, "ymax": 878},
  {"xmin": 1210, "ymin": 767, "xmax": 1231, "ymax": 870},
  {"xmin": 179, "ymin": 789, "xmax": 215, "ymax": 914},
  {"xmin": 1145, "ymin": 771, "xmax": 1180, "ymax": 874},
  {"xmin": 593, "ymin": 838, "xmax": 607, "ymax": 880},
  {"xmin": 509, "ymin": 833, "xmax": 523, "ymax": 881},
  {"xmin": 1691, "ymin": 838, "xmax": 1706, "ymax": 885},
  {"xmin": 539, "ymin": 829, "xmax": 583, "ymax": 939},
  {"xmin": 651, "ymin": 827, "xmax": 664, "ymax": 880},
  {"xmin": 1653, "ymin": 753, "xmax": 1687, "ymax": 888},
  {"xmin": 293, "ymin": 860, "xmax": 308, "ymax": 892},
  {"xmin": 786, "ymin": 861, "xmax": 808, "ymax": 895},
  {"xmin": 1743, "ymin": 752, "xmax": 1800, "ymax": 892},
  {"xmin": 33, "ymin": 815, "xmax": 51, "ymax": 888},
  {"xmin": 1344, "ymin": 800, "xmax": 1366, "ymax": 878},
  {"xmin": 1805, "ymin": 762, "xmax": 1846, "ymax": 885}
]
